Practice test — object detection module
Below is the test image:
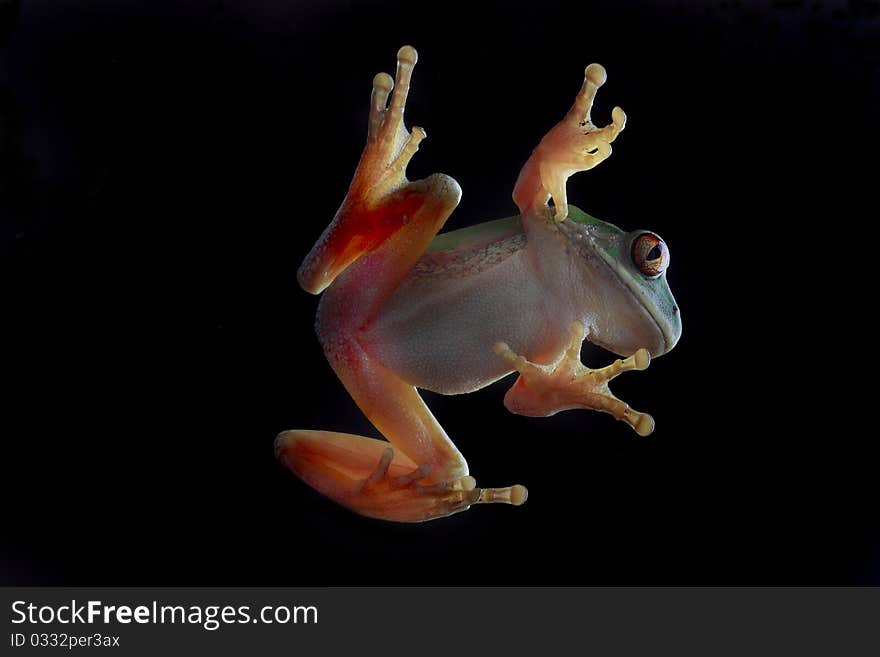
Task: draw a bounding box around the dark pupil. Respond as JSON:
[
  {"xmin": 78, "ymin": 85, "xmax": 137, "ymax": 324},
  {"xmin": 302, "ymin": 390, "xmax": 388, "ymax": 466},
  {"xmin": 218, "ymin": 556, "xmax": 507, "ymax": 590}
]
[{"xmin": 645, "ymin": 244, "xmax": 662, "ymax": 262}]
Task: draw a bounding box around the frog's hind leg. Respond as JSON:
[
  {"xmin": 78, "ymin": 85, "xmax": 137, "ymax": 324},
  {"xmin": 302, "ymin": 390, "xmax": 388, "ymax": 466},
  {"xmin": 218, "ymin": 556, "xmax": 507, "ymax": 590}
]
[
  {"xmin": 276, "ymin": 284, "xmax": 529, "ymax": 522},
  {"xmin": 275, "ymin": 430, "xmax": 483, "ymax": 522},
  {"xmin": 277, "ymin": 425, "xmax": 527, "ymax": 524},
  {"xmin": 280, "ymin": 188, "xmax": 529, "ymax": 521},
  {"xmin": 512, "ymin": 63, "xmax": 627, "ymax": 221}
]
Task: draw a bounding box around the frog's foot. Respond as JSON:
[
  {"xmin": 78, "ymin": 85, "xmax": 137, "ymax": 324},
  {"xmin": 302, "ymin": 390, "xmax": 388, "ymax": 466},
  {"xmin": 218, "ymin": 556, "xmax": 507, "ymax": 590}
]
[
  {"xmin": 513, "ymin": 63, "xmax": 627, "ymax": 222},
  {"xmin": 299, "ymin": 45, "xmax": 440, "ymax": 294},
  {"xmin": 494, "ymin": 321, "xmax": 654, "ymax": 436},
  {"xmin": 354, "ymin": 46, "xmax": 428, "ymax": 201},
  {"xmin": 276, "ymin": 430, "xmax": 527, "ymax": 522}
]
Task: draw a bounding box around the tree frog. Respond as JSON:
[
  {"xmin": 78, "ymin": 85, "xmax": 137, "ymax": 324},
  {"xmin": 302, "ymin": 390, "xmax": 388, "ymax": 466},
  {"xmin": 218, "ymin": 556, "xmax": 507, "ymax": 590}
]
[{"xmin": 276, "ymin": 46, "xmax": 681, "ymax": 522}]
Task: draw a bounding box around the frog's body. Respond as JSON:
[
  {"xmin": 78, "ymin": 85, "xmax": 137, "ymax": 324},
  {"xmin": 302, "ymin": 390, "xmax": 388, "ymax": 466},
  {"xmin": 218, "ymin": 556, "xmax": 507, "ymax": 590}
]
[
  {"xmin": 368, "ymin": 208, "xmax": 678, "ymax": 396},
  {"xmin": 276, "ymin": 47, "xmax": 681, "ymax": 522},
  {"xmin": 366, "ymin": 217, "xmax": 545, "ymax": 396}
]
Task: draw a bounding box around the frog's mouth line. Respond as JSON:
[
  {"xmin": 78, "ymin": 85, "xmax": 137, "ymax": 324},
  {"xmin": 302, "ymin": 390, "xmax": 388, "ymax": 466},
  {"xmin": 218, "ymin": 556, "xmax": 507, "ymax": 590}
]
[{"xmin": 586, "ymin": 299, "xmax": 669, "ymax": 357}]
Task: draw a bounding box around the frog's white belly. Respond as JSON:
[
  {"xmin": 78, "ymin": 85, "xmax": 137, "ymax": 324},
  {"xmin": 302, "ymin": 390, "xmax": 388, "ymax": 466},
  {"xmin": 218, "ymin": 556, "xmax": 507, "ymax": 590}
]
[{"xmin": 363, "ymin": 247, "xmax": 569, "ymax": 395}]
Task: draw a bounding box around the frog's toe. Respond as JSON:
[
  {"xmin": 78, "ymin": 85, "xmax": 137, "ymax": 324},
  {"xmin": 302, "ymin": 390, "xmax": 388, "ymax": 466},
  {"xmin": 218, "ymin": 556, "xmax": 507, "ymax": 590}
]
[
  {"xmin": 478, "ymin": 484, "xmax": 529, "ymax": 506},
  {"xmin": 566, "ymin": 63, "xmax": 606, "ymax": 126},
  {"xmin": 365, "ymin": 45, "xmax": 420, "ymax": 163}
]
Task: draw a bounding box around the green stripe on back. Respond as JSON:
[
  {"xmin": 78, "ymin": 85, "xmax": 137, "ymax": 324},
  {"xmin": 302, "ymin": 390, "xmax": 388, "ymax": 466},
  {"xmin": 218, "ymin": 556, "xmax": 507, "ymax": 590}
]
[
  {"xmin": 426, "ymin": 215, "xmax": 523, "ymax": 252},
  {"xmin": 425, "ymin": 205, "xmax": 615, "ymax": 253}
]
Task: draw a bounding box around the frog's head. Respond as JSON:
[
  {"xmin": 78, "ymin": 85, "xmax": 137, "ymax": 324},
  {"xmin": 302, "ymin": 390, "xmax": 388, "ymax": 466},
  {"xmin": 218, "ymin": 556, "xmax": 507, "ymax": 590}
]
[{"xmin": 561, "ymin": 206, "xmax": 682, "ymax": 357}]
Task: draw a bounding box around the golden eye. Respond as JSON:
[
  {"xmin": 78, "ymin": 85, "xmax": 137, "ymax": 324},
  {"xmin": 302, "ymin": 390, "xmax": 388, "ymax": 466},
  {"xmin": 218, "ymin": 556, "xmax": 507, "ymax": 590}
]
[{"xmin": 631, "ymin": 233, "xmax": 670, "ymax": 278}]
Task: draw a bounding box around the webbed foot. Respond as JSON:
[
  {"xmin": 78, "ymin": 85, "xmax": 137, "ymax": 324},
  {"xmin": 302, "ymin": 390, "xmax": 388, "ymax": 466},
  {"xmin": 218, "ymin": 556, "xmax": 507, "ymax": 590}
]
[
  {"xmin": 276, "ymin": 430, "xmax": 527, "ymax": 522},
  {"xmin": 513, "ymin": 63, "xmax": 626, "ymax": 221},
  {"xmin": 494, "ymin": 321, "xmax": 654, "ymax": 436}
]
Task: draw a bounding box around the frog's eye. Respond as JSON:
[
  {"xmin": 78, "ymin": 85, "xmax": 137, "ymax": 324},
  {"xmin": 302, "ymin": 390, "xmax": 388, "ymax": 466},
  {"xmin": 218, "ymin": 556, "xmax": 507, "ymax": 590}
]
[{"xmin": 631, "ymin": 232, "xmax": 670, "ymax": 278}]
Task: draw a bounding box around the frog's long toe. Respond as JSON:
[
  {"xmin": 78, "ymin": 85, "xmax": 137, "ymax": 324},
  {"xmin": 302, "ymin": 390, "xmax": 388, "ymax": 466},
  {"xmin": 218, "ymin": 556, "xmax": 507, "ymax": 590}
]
[
  {"xmin": 478, "ymin": 485, "xmax": 529, "ymax": 506},
  {"xmin": 494, "ymin": 321, "xmax": 655, "ymax": 436}
]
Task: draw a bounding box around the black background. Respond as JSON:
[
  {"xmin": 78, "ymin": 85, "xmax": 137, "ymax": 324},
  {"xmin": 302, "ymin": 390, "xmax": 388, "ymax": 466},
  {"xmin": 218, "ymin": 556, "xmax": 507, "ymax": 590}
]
[{"xmin": 1, "ymin": 0, "xmax": 877, "ymax": 585}]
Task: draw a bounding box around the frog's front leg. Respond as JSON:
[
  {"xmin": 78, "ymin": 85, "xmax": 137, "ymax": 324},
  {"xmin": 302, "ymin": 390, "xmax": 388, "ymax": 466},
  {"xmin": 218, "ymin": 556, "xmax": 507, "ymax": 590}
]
[
  {"xmin": 298, "ymin": 46, "xmax": 429, "ymax": 295},
  {"xmin": 494, "ymin": 322, "xmax": 655, "ymax": 437},
  {"xmin": 513, "ymin": 64, "xmax": 626, "ymax": 221},
  {"xmin": 279, "ymin": 46, "xmax": 527, "ymax": 522}
]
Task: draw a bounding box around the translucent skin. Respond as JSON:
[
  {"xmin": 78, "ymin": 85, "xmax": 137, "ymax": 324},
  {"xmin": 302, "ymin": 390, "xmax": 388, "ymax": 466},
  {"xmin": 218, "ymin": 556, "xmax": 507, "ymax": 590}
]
[{"xmin": 275, "ymin": 47, "xmax": 681, "ymax": 522}]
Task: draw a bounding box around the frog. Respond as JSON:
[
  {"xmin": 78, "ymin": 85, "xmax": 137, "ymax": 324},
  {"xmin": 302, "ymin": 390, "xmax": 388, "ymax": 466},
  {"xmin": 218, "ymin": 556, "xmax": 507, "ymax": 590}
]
[{"xmin": 275, "ymin": 46, "xmax": 681, "ymax": 522}]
